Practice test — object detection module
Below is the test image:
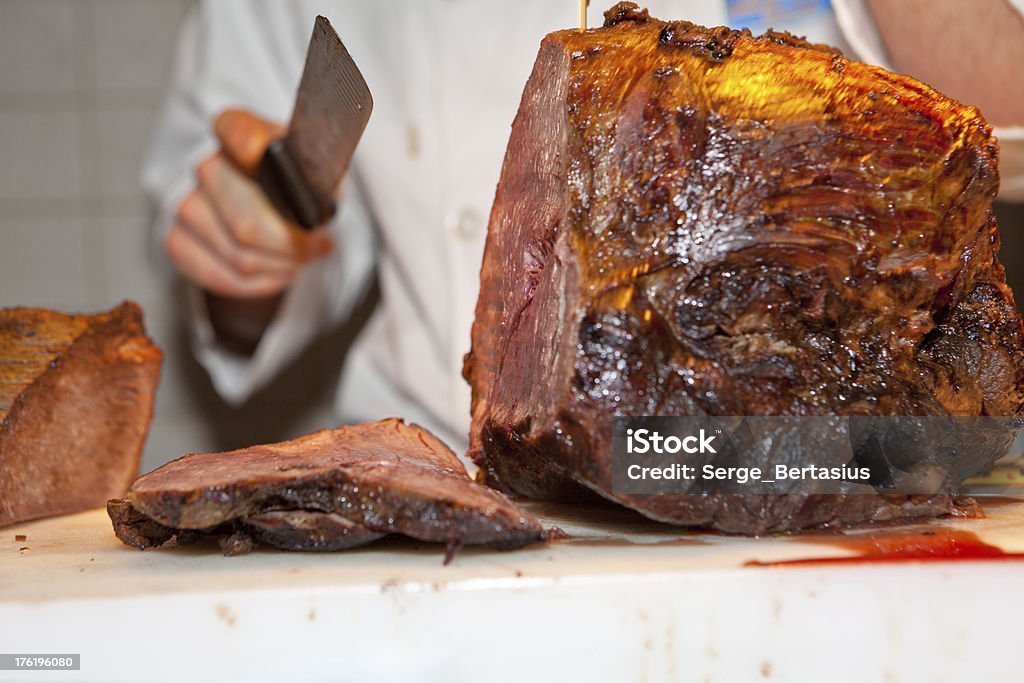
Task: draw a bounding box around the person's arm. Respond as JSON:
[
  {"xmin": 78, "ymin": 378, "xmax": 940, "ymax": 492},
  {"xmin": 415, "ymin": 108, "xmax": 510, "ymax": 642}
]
[
  {"xmin": 165, "ymin": 109, "xmax": 332, "ymax": 354},
  {"xmin": 865, "ymin": 0, "xmax": 1024, "ymax": 128},
  {"xmin": 141, "ymin": 1, "xmax": 377, "ymax": 403}
]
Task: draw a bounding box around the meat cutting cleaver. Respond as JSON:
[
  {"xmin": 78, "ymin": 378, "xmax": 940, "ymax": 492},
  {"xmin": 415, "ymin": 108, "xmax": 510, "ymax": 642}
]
[{"xmin": 257, "ymin": 15, "xmax": 373, "ymax": 229}]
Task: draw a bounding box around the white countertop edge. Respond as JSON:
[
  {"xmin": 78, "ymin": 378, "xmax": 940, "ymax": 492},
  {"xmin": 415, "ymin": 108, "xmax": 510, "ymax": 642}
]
[{"xmin": 1, "ymin": 562, "xmax": 1022, "ymax": 683}]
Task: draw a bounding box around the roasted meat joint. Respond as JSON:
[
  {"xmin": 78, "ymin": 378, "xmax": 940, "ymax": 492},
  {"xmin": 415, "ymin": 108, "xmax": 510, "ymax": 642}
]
[{"xmin": 464, "ymin": 3, "xmax": 1024, "ymax": 533}]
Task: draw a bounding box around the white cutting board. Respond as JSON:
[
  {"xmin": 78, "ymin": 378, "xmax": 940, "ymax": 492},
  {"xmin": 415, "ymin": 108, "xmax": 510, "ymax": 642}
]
[{"xmin": 2, "ymin": 501, "xmax": 1024, "ymax": 683}]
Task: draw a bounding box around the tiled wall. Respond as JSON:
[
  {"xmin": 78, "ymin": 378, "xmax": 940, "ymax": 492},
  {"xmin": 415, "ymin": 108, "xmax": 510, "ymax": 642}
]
[
  {"xmin": 0, "ymin": 0, "xmax": 185, "ymax": 313},
  {"xmin": 0, "ymin": 0, "xmax": 342, "ymax": 472}
]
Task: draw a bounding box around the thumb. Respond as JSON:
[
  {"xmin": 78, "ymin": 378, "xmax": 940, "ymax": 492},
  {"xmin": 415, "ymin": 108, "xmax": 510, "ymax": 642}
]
[{"xmin": 214, "ymin": 109, "xmax": 286, "ymax": 177}]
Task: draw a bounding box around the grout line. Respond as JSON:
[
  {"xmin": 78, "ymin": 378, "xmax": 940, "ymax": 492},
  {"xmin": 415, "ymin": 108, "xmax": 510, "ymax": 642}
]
[
  {"xmin": 83, "ymin": 212, "xmax": 110, "ymax": 308},
  {"xmin": 0, "ymin": 89, "xmax": 162, "ymax": 111},
  {"xmin": 0, "ymin": 195, "xmax": 147, "ymax": 220},
  {"xmin": 72, "ymin": 0, "xmax": 108, "ymax": 304}
]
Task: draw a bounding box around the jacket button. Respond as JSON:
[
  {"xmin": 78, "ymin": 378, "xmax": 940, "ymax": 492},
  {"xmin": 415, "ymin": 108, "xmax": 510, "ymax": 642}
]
[{"xmin": 451, "ymin": 207, "xmax": 484, "ymax": 241}]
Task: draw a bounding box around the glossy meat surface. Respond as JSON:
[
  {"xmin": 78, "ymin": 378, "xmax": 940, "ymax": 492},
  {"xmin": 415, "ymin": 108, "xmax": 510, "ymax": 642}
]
[{"xmin": 465, "ymin": 3, "xmax": 1024, "ymax": 533}]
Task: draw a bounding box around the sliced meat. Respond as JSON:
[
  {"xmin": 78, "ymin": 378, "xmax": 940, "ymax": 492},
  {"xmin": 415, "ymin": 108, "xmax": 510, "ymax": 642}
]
[
  {"xmin": 1, "ymin": 303, "xmax": 162, "ymax": 527},
  {"xmin": 118, "ymin": 419, "xmax": 545, "ymax": 550},
  {"xmin": 240, "ymin": 511, "xmax": 386, "ymax": 551},
  {"xmin": 108, "ymin": 498, "xmax": 385, "ymax": 554},
  {"xmin": 108, "ymin": 498, "xmax": 176, "ymax": 550},
  {"xmin": 464, "ymin": 3, "xmax": 1024, "ymax": 533}
]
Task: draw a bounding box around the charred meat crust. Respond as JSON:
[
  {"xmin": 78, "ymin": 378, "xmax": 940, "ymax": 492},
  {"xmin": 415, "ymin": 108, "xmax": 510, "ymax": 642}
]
[
  {"xmin": 603, "ymin": 1, "xmax": 650, "ymax": 26},
  {"xmin": 109, "ymin": 499, "xmax": 386, "ymax": 555},
  {"xmin": 108, "ymin": 498, "xmax": 175, "ymax": 550}
]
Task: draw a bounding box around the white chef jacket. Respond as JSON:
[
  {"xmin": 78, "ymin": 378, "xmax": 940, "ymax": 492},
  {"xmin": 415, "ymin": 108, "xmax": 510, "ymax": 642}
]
[{"xmin": 142, "ymin": 0, "xmax": 1024, "ymax": 449}]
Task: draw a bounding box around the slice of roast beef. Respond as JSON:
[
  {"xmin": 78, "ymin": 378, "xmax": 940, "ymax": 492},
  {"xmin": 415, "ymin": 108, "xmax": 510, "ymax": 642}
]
[
  {"xmin": 115, "ymin": 419, "xmax": 545, "ymax": 551},
  {"xmin": 464, "ymin": 3, "xmax": 1024, "ymax": 533},
  {"xmin": 1, "ymin": 302, "xmax": 162, "ymax": 527},
  {"xmin": 108, "ymin": 498, "xmax": 176, "ymax": 550},
  {"xmin": 240, "ymin": 510, "xmax": 386, "ymax": 552}
]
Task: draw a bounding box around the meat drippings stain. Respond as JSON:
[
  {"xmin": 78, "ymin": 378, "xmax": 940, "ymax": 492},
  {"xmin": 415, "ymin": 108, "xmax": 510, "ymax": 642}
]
[
  {"xmin": 215, "ymin": 604, "xmax": 236, "ymax": 627},
  {"xmin": 747, "ymin": 528, "xmax": 1024, "ymax": 567},
  {"xmin": 552, "ymin": 535, "xmax": 711, "ymax": 548}
]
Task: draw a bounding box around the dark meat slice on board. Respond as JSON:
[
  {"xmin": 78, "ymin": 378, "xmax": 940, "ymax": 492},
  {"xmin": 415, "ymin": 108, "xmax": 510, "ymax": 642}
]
[{"xmin": 112, "ymin": 419, "xmax": 545, "ymax": 552}]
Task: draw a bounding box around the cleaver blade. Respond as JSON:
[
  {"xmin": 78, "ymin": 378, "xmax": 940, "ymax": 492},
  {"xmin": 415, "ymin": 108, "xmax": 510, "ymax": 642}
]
[{"xmin": 257, "ymin": 15, "xmax": 373, "ymax": 229}]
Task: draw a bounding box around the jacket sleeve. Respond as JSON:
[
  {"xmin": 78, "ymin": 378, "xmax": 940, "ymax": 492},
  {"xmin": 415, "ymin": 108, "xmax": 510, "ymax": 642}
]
[
  {"xmin": 832, "ymin": 0, "xmax": 1024, "ymax": 202},
  {"xmin": 140, "ymin": 0, "xmax": 377, "ymax": 405}
]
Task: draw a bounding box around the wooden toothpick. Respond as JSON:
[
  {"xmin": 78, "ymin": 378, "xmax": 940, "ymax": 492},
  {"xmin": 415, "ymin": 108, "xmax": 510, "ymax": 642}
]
[{"xmin": 579, "ymin": 0, "xmax": 589, "ymax": 32}]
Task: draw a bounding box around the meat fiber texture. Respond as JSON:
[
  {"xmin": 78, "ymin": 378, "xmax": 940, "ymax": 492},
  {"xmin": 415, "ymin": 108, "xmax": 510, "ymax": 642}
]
[
  {"xmin": 0, "ymin": 302, "xmax": 162, "ymax": 527},
  {"xmin": 108, "ymin": 499, "xmax": 385, "ymax": 555},
  {"xmin": 464, "ymin": 2, "xmax": 1024, "ymax": 533},
  {"xmin": 108, "ymin": 419, "xmax": 545, "ymax": 555}
]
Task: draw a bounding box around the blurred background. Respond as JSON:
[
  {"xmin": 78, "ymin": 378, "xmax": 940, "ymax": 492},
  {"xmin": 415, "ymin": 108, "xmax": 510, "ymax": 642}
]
[
  {"xmin": 0, "ymin": 0, "xmax": 352, "ymax": 472},
  {"xmin": 1, "ymin": 0, "xmax": 1022, "ymax": 473}
]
